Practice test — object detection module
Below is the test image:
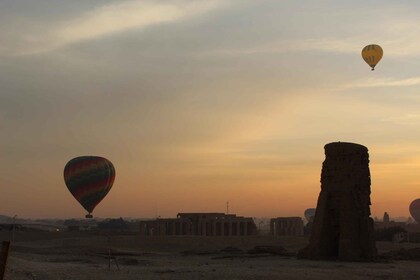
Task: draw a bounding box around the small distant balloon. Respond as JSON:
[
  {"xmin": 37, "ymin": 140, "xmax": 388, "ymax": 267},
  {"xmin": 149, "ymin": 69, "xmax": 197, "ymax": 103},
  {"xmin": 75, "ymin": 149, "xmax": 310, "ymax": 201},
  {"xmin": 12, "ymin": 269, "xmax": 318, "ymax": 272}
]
[
  {"xmin": 304, "ymin": 208, "xmax": 316, "ymax": 222},
  {"xmin": 409, "ymin": 199, "xmax": 420, "ymax": 223},
  {"xmin": 361, "ymin": 44, "xmax": 383, "ymax": 71},
  {"xmin": 64, "ymin": 156, "xmax": 115, "ymax": 218}
]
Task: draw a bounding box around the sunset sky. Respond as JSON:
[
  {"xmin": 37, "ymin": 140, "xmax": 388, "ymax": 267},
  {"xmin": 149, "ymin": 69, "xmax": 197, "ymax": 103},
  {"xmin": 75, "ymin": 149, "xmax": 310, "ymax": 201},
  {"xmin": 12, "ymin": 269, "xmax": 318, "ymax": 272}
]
[{"xmin": 2, "ymin": 1, "xmax": 420, "ymax": 219}]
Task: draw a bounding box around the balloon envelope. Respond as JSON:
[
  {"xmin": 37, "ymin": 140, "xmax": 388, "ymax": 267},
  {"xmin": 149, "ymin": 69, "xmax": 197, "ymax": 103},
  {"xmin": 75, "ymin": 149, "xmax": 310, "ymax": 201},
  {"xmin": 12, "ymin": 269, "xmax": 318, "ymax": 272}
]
[
  {"xmin": 361, "ymin": 44, "xmax": 383, "ymax": 70},
  {"xmin": 304, "ymin": 208, "xmax": 316, "ymax": 222},
  {"xmin": 409, "ymin": 199, "xmax": 420, "ymax": 223},
  {"xmin": 64, "ymin": 156, "xmax": 115, "ymax": 216}
]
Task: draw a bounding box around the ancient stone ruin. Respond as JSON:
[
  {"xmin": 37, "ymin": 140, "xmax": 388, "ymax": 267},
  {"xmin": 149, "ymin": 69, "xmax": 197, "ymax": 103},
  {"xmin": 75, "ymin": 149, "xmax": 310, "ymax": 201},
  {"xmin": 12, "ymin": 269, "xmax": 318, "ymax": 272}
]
[
  {"xmin": 139, "ymin": 213, "xmax": 257, "ymax": 236},
  {"xmin": 298, "ymin": 142, "xmax": 377, "ymax": 261},
  {"xmin": 270, "ymin": 217, "xmax": 304, "ymax": 236}
]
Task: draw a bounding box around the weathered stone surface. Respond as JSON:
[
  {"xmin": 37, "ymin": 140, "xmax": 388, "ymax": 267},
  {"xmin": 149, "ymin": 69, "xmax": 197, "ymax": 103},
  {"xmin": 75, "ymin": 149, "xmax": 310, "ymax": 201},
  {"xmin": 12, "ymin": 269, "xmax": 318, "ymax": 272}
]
[{"xmin": 298, "ymin": 142, "xmax": 377, "ymax": 261}]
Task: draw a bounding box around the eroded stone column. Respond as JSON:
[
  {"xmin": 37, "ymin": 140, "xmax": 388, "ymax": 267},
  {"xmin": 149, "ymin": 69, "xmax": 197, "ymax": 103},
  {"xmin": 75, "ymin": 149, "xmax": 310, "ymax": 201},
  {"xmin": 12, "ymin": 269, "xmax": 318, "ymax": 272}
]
[{"xmin": 298, "ymin": 142, "xmax": 377, "ymax": 261}]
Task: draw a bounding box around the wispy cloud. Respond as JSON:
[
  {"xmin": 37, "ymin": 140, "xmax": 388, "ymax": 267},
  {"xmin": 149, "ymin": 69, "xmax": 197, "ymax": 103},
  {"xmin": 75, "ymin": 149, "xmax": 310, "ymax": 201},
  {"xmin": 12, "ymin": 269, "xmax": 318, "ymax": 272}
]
[
  {"xmin": 198, "ymin": 37, "xmax": 362, "ymax": 56},
  {"xmin": 340, "ymin": 77, "xmax": 420, "ymax": 89},
  {"xmin": 201, "ymin": 35, "xmax": 420, "ymax": 58},
  {"xmin": 12, "ymin": 0, "xmax": 225, "ymax": 55},
  {"xmin": 381, "ymin": 113, "xmax": 420, "ymax": 125}
]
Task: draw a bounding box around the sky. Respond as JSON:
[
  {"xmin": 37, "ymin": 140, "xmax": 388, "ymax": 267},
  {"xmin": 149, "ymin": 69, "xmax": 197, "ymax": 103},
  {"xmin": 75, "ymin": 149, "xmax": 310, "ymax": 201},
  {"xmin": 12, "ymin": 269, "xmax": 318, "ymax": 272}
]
[{"xmin": 2, "ymin": 0, "xmax": 420, "ymax": 219}]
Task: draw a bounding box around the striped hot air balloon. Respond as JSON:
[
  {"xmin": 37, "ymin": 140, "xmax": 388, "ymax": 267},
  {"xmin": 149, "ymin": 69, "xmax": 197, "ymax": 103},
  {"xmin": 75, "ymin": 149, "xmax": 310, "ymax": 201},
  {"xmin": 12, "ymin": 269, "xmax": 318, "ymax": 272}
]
[
  {"xmin": 64, "ymin": 156, "xmax": 115, "ymax": 218},
  {"xmin": 361, "ymin": 44, "xmax": 383, "ymax": 71},
  {"xmin": 409, "ymin": 199, "xmax": 420, "ymax": 224}
]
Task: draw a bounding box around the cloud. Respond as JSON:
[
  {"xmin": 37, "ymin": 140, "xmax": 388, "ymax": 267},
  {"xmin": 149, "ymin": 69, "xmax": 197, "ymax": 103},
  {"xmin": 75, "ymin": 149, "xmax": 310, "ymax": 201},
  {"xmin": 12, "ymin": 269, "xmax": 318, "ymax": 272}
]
[
  {"xmin": 7, "ymin": 1, "xmax": 420, "ymax": 59},
  {"xmin": 199, "ymin": 35, "xmax": 420, "ymax": 59},
  {"xmin": 197, "ymin": 37, "xmax": 359, "ymax": 56},
  {"xmin": 381, "ymin": 114, "xmax": 420, "ymax": 125},
  {"xmin": 339, "ymin": 77, "xmax": 420, "ymax": 89},
  {"xmin": 10, "ymin": 0, "xmax": 225, "ymax": 55}
]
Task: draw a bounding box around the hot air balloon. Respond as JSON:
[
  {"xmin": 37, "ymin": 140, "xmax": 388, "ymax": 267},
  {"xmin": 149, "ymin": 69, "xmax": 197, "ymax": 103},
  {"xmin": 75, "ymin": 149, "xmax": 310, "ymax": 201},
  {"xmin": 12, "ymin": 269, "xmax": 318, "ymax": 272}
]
[
  {"xmin": 409, "ymin": 199, "xmax": 420, "ymax": 223},
  {"xmin": 64, "ymin": 156, "xmax": 115, "ymax": 218},
  {"xmin": 361, "ymin": 44, "xmax": 383, "ymax": 71},
  {"xmin": 304, "ymin": 208, "xmax": 316, "ymax": 223}
]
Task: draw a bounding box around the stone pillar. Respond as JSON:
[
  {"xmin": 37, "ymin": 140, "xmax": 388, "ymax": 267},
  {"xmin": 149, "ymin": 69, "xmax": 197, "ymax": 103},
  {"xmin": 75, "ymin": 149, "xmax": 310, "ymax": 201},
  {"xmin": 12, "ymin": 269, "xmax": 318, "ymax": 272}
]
[
  {"xmin": 202, "ymin": 222, "xmax": 206, "ymax": 236},
  {"xmin": 175, "ymin": 222, "xmax": 180, "ymax": 235},
  {"xmin": 298, "ymin": 142, "xmax": 377, "ymax": 261},
  {"xmin": 161, "ymin": 223, "xmax": 166, "ymax": 236},
  {"xmin": 171, "ymin": 221, "xmax": 175, "ymax": 235},
  {"xmin": 224, "ymin": 222, "xmax": 230, "ymax": 236}
]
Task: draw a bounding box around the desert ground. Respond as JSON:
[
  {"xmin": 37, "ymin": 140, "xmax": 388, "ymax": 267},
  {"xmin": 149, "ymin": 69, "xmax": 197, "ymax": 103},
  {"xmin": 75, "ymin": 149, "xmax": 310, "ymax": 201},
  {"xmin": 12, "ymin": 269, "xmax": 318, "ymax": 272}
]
[{"xmin": 2, "ymin": 230, "xmax": 420, "ymax": 280}]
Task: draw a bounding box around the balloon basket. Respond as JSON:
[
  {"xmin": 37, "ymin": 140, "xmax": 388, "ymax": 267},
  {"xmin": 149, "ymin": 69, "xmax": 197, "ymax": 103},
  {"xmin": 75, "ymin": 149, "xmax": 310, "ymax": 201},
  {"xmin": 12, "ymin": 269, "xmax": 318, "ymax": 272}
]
[{"xmin": 85, "ymin": 214, "xmax": 93, "ymax": 219}]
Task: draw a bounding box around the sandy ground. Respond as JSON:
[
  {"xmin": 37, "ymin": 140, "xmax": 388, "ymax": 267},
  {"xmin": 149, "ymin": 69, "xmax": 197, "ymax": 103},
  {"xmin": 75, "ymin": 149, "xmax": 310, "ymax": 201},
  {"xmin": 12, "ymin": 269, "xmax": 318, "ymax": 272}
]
[{"xmin": 3, "ymin": 231, "xmax": 420, "ymax": 280}]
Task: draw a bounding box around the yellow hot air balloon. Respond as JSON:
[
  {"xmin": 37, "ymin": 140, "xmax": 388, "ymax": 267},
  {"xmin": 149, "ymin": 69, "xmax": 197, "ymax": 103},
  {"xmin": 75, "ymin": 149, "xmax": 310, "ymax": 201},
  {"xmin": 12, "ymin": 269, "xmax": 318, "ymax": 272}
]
[{"xmin": 361, "ymin": 44, "xmax": 383, "ymax": 71}]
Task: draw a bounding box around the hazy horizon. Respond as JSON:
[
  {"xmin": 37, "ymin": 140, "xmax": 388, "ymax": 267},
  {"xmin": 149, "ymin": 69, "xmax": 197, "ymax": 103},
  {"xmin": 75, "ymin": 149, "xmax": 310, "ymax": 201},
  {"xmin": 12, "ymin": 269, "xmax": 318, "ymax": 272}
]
[
  {"xmin": 0, "ymin": 212, "xmax": 413, "ymax": 223},
  {"xmin": 2, "ymin": 1, "xmax": 420, "ymax": 219}
]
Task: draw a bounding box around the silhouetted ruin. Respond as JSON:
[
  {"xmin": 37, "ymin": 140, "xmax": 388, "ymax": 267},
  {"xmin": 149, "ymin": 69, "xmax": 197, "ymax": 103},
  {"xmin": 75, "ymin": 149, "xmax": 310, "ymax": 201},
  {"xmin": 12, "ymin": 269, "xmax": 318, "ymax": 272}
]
[
  {"xmin": 298, "ymin": 142, "xmax": 377, "ymax": 261},
  {"xmin": 140, "ymin": 213, "xmax": 257, "ymax": 236},
  {"xmin": 270, "ymin": 217, "xmax": 304, "ymax": 236},
  {"xmin": 383, "ymin": 212, "xmax": 390, "ymax": 223}
]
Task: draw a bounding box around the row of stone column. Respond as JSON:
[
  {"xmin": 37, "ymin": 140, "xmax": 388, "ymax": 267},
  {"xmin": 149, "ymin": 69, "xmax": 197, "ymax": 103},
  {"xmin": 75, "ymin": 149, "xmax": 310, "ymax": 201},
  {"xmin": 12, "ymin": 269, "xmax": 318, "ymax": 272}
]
[
  {"xmin": 198, "ymin": 220, "xmax": 251, "ymax": 236},
  {"xmin": 271, "ymin": 219, "xmax": 304, "ymax": 236},
  {"xmin": 140, "ymin": 219, "xmax": 255, "ymax": 236}
]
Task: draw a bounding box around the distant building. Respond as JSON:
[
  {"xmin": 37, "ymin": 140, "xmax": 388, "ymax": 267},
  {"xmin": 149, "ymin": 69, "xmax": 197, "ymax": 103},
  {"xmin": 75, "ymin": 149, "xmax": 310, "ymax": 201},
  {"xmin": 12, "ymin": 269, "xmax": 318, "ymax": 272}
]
[
  {"xmin": 372, "ymin": 213, "xmax": 420, "ymax": 243},
  {"xmin": 64, "ymin": 219, "xmax": 98, "ymax": 232},
  {"xmin": 383, "ymin": 212, "xmax": 390, "ymax": 223},
  {"xmin": 139, "ymin": 213, "xmax": 257, "ymax": 236},
  {"xmin": 374, "ymin": 212, "xmax": 406, "ymax": 230},
  {"xmin": 97, "ymin": 218, "xmax": 128, "ymax": 231},
  {"xmin": 270, "ymin": 217, "xmax": 304, "ymax": 236}
]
